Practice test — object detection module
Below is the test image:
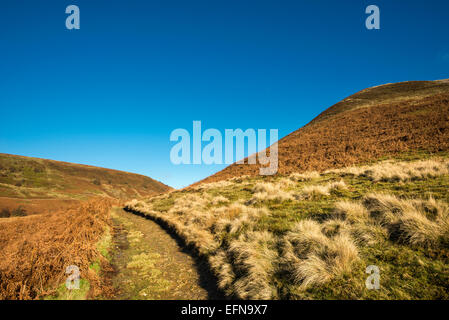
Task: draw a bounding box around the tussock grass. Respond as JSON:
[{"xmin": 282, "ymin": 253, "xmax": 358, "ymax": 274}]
[
  {"xmin": 208, "ymin": 250, "xmax": 235, "ymax": 291},
  {"xmin": 249, "ymin": 182, "xmax": 295, "ymax": 203},
  {"xmin": 193, "ymin": 180, "xmax": 234, "ymax": 191},
  {"xmin": 278, "ymin": 177, "xmax": 296, "ymax": 188},
  {"xmin": 289, "ymin": 171, "xmax": 320, "ymax": 181},
  {"xmin": 212, "ymin": 203, "xmax": 268, "ymax": 234},
  {"xmin": 125, "ymin": 196, "xmax": 275, "ymax": 298},
  {"xmin": 363, "ymin": 193, "xmax": 449, "ymax": 247},
  {"xmin": 228, "ymin": 231, "xmax": 278, "ymax": 299},
  {"xmin": 283, "ymin": 220, "xmax": 358, "ymax": 289},
  {"xmin": 329, "ymin": 158, "xmax": 449, "ymax": 182},
  {"xmin": 302, "ymin": 180, "xmax": 347, "ymax": 198},
  {"xmin": 210, "ymin": 195, "xmax": 229, "ymax": 205},
  {"xmin": 334, "ymin": 200, "xmax": 369, "ymax": 223}
]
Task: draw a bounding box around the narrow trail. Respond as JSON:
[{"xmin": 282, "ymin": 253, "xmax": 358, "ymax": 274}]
[{"xmin": 107, "ymin": 207, "xmax": 222, "ymax": 300}]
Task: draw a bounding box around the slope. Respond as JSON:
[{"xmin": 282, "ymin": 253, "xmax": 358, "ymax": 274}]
[
  {"xmin": 0, "ymin": 153, "xmax": 171, "ymax": 215},
  {"xmin": 198, "ymin": 79, "xmax": 449, "ymax": 185}
]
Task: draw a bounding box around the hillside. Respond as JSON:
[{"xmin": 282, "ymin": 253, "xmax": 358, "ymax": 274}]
[
  {"xmin": 0, "ymin": 153, "xmax": 171, "ymax": 215},
  {"xmin": 124, "ymin": 78, "xmax": 449, "ymax": 300},
  {"xmin": 127, "ymin": 155, "xmax": 449, "ymax": 300},
  {"xmin": 197, "ymin": 79, "xmax": 449, "ymax": 185}
]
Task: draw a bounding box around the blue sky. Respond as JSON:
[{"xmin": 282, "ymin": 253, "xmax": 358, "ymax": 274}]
[{"xmin": 1, "ymin": 0, "xmax": 448, "ymax": 188}]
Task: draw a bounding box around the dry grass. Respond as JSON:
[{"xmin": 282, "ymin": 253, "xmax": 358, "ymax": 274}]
[
  {"xmin": 125, "ymin": 196, "xmax": 274, "ymax": 298},
  {"xmin": 228, "ymin": 231, "xmax": 278, "ymax": 299},
  {"xmin": 0, "ymin": 198, "xmax": 116, "ymax": 300},
  {"xmin": 289, "ymin": 171, "xmax": 320, "ymax": 181},
  {"xmin": 208, "ymin": 250, "xmax": 235, "ymax": 291},
  {"xmin": 363, "ymin": 193, "xmax": 449, "ymax": 247},
  {"xmin": 302, "ymin": 180, "xmax": 347, "ymax": 198},
  {"xmin": 332, "ymin": 201, "xmax": 387, "ymax": 245},
  {"xmin": 212, "ymin": 203, "xmax": 269, "ymax": 234},
  {"xmin": 283, "ymin": 220, "xmax": 358, "ymax": 290},
  {"xmin": 249, "ymin": 182, "xmax": 295, "ymax": 203},
  {"xmin": 334, "ymin": 200, "xmax": 370, "ymax": 223},
  {"xmin": 329, "ymin": 158, "xmax": 449, "ymax": 182},
  {"xmin": 277, "ymin": 177, "xmax": 296, "ymax": 188},
  {"xmin": 331, "ymin": 193, "xmax": 449, "ymax": 248},
  {"xmin": 210, "ymin": 195, "xmax": 229, "ymax": 205},
  {"xmin": 192, "ymin": 180, "xmax": 234, "ymax": 191}
]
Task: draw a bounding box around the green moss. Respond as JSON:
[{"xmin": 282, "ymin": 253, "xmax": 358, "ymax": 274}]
[
  {"xmin": 44, "ymin": 278, "xmax": 90, "ymax": 300},
  {"xmin": 151, "ymin": 197, "xmax": 175, "ymax": 212},
  {"xmin": 90, "ymin": 261, "xmax": 101, "ymax": 274},
  {"xmin": 97, "ymin": 226, "xmax": 112, "ymax": 262},
  {"xmin": 110, "ymin": 208, "xmax": 173, "ymax": 299}
]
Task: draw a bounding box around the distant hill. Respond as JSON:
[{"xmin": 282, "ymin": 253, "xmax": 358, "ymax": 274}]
[
  {"xmin": 198, "ymin": 79, "xmax": 449, "ymax": 185},
  {"xmin": 0, "ymin": 153, "xmax": 171, "ymax": 214}
]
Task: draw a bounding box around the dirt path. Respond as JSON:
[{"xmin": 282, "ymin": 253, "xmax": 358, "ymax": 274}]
[{"xmin": 108, "ymin": 207, "xmax": 222, "ymax": 300}]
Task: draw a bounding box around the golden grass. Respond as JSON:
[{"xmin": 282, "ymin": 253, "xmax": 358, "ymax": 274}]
[
  {"xmin": 212, "ymin": 203, "xmax": 269, "ymax": 234},
  {"xmin": 210, "ymin": 195, "xmax": 229, "ymax": 205},
  {"xmin": 302, "ymin": 180, "xmax": 347, "ymax": 198},
  {"xmin": 283, "ymin": 220, "xmax": 358, "ymax": 289},
  {"xmin": 208, "ymin": 250, "xmax": 235, "ymax": 291},
  {"xmin": 334, "ymin": 200, "xmax": 370, "ymax": 223},
  {"xmin": 228, "ymin": 231, "xmax": 278, "ymax": 299},
  {"xmin": 193, "ymin": 180, "xmax": 234, "ymax": 191},
  {"xmin": 249, "ymin": 182, "xmax": 295, "ymax": 203},
  {"xmin": 329, "ymin": 158, "xmax": 449, "ymax": 182},
  {"xmin": 363, "ymin": 193, "xmax": 449, "ymax": 247},
  {"xmin": 289, "ymin": 171, "xmax": 320, "ymax": 181}
]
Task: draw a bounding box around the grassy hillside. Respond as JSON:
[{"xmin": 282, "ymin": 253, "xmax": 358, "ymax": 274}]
[
  {"xmin": 0, "ymin": 153, "xmax": 170, "ymax": 200},
  {"xmin": 126, "ymin": 154, "xmax": 449, "ymax": 299},
  {"xmin": 125, "ymin": 79, "xmax": 449, "ymax": 300},
  {"xmin": 198, "ymin": 79, "xmax": 449, "ymax": 185},
  {"xmin": 0, "ymin": 153, "xmax": 171, "ymax": 215}
]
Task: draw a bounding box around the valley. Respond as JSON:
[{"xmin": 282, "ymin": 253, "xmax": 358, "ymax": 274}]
[{"xmin": 1, "ymin": 79, "xmax": 449, "ymax": 300}]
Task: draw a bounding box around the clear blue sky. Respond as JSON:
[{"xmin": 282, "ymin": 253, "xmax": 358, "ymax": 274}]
[{"xmin": 1, "ymin": 0, "xmax": 448, "ymax": 188}]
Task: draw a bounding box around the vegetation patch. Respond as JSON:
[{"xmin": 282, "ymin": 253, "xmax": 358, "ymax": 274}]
[{"xmin": 0, "ymin": 198, "xmax": 116, "ymax": 300}]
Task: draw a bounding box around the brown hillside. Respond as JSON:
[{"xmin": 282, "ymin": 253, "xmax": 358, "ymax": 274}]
[
  {"xmin": 0, "ymin": 153, "xmax": 171, "ymax": 214},
  {"xmin": 198, "ymin": 79, "xmax": 449, "ymax": 185}
]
